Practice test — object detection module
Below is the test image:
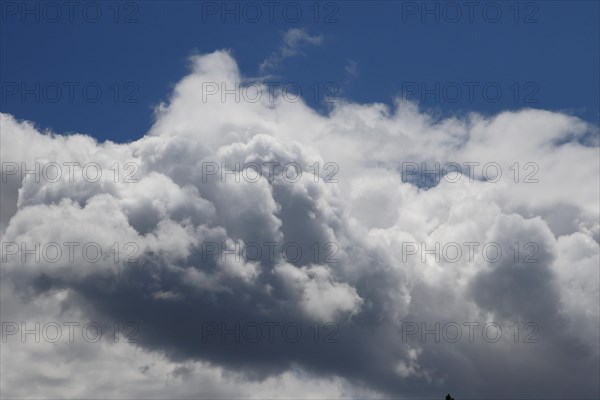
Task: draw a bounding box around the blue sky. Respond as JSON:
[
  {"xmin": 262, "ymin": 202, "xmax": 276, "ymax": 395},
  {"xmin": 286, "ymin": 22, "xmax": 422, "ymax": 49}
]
[{"xmin": 1, "ymin": 0, "xmax": 598, "ymax": 142}]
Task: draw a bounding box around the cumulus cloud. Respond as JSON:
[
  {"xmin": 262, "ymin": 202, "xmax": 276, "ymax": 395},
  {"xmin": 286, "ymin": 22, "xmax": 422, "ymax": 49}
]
[{"xmin": 1, "ymin": 50, "xmax": 598, "ymax": 398}]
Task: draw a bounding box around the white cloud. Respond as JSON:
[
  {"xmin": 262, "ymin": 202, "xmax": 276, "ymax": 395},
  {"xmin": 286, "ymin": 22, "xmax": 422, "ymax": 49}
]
[
  {"xmin": 344, "ymin": 59, "xmax": 358, "ymax": 78},
  {"xmin": 259, "ymin": 28, "xmax": 323, "ymax": 73},
  {"xmin": 1, "ymin": 50, "xmax": 598, "ymax": 398}
]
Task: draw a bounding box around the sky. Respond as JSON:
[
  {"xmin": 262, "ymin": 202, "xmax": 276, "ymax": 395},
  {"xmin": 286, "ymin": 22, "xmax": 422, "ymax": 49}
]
[
  {"xmin": 1, "ymin": 1, "xmax": 599, "ymax": 142},
  {"xmin": 1, "ymin": 1, "xmax": 600, "ymax": 399}
]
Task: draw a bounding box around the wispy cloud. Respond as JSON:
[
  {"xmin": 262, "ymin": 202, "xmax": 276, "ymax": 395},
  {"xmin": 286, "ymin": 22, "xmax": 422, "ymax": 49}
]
[
  {"xmin": 344, "ymin": 58, "xmax": 358, "ymax": 78},
  {"xmin": 259, "ymin": 28, "xmax": 323, "ymax": 73}
]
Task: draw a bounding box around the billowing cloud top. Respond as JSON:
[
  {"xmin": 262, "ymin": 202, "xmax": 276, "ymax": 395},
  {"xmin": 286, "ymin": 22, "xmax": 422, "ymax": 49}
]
[{"xmin": 1, "ymin": 51, "xmax": 599, "ymax": 398}]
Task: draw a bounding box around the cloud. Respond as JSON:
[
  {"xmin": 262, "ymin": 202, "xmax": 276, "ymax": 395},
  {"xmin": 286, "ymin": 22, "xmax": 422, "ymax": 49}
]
[
  {"xmin": 344, "ymin": 59, "xmax": 358, "ymax": 78},
  {"xmin": 1, "ymin": 50, "xmax": 598, "ymax": 398},
  {"xmin": 259, "ymin": 28, "xmax": 323, "ymax": 73}
]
